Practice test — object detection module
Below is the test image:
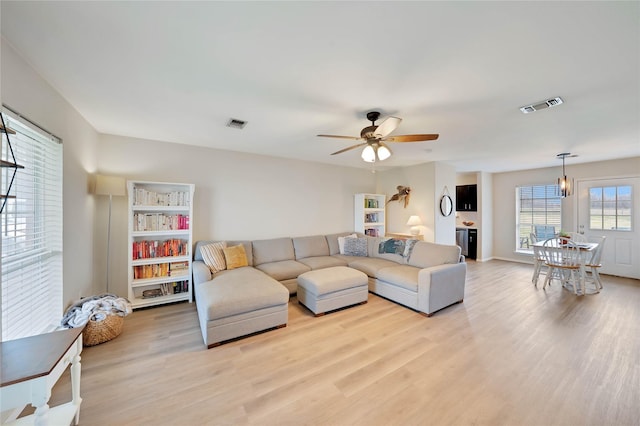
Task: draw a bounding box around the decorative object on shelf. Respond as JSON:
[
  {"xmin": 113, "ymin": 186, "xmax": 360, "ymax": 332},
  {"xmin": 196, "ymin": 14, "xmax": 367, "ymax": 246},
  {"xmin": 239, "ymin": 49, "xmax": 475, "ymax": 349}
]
[
  {"xmin": 142, "ymin": 289, "xmax": 163, "ymax": 298},
  {"xmin": 407, "ymin": 215, "xmax": 422, "ymax": 236},
  {"xmin": 0, "ymin": 113, "xmax": 25, "ymax": 214},
  {"xmin": 462, "ymin": 221, "xmax": 474, "ymax": 226},
  {"xmin": 386, "ymin": 185, "xmax": 411, "ymax": 208},
  {"xmin": 440, "ymin": 186, "xmax": 453, "ymax": 217},
  {"xmin": 95, "ymin": 174, "xmax": 127, "ymax": 293},
  {"xmin": 556, "ymin": 152, "xmax": 576, "ymax": 198},
  {"xmin": 317, "ymin": 111, "xmax": 439, "ymax": 163}
]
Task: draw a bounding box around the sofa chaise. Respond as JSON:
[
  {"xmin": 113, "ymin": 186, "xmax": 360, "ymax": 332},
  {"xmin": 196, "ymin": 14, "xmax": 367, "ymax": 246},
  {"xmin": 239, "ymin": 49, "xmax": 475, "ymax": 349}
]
[{"xmin": 193, "ymin": 233, "xmax": 466, "ymax": 348}]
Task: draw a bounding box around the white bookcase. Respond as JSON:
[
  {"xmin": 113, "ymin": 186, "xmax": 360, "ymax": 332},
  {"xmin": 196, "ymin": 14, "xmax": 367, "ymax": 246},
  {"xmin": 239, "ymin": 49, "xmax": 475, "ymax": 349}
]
[
  {"xmin": 354, "ymin": 193, "xmax": 386, "ymax": 237},
  {"xmin": 127, "ymin": 180, "xmax": 195, "ymax": 309}
]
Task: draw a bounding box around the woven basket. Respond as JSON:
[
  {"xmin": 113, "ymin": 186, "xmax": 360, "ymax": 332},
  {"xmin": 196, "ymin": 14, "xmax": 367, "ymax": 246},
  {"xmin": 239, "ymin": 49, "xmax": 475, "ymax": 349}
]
[{"xmin": 83, "ymin": 314, "xmax": 124, "ymax": 346}]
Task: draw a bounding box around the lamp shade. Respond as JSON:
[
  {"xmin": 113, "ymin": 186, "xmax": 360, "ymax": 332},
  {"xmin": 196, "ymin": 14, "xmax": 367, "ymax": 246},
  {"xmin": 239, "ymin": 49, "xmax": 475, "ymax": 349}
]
[
  {"xmin": 95, "ymin": 175, "xmax": 126, "ymax": 196},
  {"xmin": 406, "ymin": 215, "xmax": 422, "ymax": 226},
  {"xmin": 361, "ymin": 145, "xmax": 376, "ymax": 162},
  {"xmin": 407, "ymin": 215, "xmax": 422, "ymax": 236},
  {"xmin": 377, "ymin": 144, "xmax": 392, "ymax": 161}
]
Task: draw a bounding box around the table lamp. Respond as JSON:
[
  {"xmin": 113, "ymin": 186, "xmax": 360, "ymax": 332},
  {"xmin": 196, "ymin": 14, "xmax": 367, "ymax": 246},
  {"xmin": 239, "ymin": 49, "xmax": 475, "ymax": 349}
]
[{"xmin": 407, "ymin": 215, "xmax": 422, "ymax": 236}]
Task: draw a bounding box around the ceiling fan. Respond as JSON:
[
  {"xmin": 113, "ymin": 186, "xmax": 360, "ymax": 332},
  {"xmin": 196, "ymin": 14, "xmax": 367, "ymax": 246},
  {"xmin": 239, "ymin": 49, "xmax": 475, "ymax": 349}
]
[{"xmin": 317, "ymin": 111, "xmax": 439, "ymax": 162}]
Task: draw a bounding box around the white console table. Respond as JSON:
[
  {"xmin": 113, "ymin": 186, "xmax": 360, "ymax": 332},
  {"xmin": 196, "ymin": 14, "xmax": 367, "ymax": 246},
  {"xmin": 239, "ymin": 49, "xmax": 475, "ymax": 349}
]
[{"xmin": 1, "ymin": 327, "xmax": 83, "ymax": 425}]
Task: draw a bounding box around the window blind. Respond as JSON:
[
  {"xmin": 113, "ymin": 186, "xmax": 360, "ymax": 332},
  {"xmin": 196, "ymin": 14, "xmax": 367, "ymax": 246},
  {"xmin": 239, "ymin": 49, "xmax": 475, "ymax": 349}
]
[
  {"xmin": 1, "ymin": 110, "xmax": 63, "ymax": 341},
  {"xmin": 516, "ymin": 184, "xmax": 562, "ymax": 250}
]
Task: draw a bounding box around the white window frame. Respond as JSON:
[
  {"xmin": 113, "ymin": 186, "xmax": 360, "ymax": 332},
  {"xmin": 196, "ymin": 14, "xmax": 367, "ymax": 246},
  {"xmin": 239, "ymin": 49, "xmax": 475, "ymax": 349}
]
[
  {"xmin": 1, "ymin": 108, "xmax": 63, "ymax": 341},
  {"xmin": 515, "ymin": 184, "xmax": 562, "ymax": 253},
  {"xmin": 588, "ymin": 185, "xmax": 632, "ymax": 231}
]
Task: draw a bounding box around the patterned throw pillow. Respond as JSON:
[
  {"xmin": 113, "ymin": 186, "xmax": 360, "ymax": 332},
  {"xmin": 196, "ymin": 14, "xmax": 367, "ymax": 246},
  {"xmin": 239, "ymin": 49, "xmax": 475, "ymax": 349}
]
[
  {"xmin": 200, "ymin": 241, "xmax": 227, "ymax": 273},
  {"xmin": 379, "ymin": 238, "xmax": 405, "ymax": 255},
  {"xmin": 223, "ymin": 244, "xmax": 249, "ymax": 270},
  {"xmin": 337, "ymin": 233, "xmax": 358, "ymax": 254},
  {"xmin": 403, "ymin": 239, "xmax": 419, "ymax": 258},
  {"xmin": 343, "ymin": 237, "xmax": 368, "ymax": 256}
]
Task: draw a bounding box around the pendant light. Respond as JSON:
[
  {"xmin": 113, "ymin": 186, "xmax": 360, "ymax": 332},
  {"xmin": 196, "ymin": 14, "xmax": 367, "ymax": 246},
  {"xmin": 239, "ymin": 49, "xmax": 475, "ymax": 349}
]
[{"xmin": 556, "ymin": 152, "xmax": 574, "ymax": 198}]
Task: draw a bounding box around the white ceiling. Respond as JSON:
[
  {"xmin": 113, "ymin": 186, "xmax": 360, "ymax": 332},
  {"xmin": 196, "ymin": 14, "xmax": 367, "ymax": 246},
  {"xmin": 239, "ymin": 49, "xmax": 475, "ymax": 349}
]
[{"xmin": 2, "ymin": 1, "xmax": 638, "ymax": 173}]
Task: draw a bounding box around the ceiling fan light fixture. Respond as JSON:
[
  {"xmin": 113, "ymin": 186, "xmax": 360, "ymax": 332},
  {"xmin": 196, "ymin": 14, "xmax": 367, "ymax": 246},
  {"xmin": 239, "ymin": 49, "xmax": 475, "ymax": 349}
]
[
  {"xmin": 377, "ymin": 144, "xmax": 392, "ymax": 161},
  {"xmin": 361, "ymin": 145, "xmax": 376, "ymax": 162}
]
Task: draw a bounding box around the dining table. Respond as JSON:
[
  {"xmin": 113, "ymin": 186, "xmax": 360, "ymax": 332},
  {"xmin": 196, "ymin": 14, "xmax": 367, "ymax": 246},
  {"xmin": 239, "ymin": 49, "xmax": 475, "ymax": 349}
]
[{"xmin": 532, "ymin": 239, "xmax": 599, "ymax": 295}]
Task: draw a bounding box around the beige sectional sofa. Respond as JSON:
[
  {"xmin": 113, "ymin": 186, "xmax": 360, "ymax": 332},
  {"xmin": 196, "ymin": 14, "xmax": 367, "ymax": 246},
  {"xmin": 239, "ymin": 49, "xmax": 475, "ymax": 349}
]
[{"xmin": 193, "ymin": 232, "xmax": 466, "ymax": 348}]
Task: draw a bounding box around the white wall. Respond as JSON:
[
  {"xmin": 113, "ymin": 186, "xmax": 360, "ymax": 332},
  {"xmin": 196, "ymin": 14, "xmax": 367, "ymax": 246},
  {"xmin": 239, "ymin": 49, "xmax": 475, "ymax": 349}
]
[
  {"xmin": 376, "ymin": 162, "xmax": 456, "ymax": 244},
  {"xmin": 478, "ymin": 171, "xmax": 493, "ymax": 261},
  {"xmin": 96, "ymin": 134, "xmax": 375, "ymax": 297},
  {"xmin": 1, "ymin": 38, "xmax": 99, "ymax": 305},
  {"xmin": 492, "ymin": 156, "xmax": 640, "ymax": 264}
]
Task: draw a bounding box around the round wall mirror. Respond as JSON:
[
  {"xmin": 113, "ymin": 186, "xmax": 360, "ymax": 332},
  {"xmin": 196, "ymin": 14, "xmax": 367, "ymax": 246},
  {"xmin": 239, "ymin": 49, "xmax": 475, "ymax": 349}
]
[{"xmin": 440, "ymin": 195, "xmax": 453, "ymax": 217}]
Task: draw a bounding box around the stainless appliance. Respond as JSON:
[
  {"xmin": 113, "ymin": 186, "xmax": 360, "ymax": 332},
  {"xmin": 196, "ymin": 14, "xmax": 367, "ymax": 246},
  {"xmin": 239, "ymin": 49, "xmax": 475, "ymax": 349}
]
[{"xmin": 456, "ymin": 228, "xmax": 468, "ymax": 257}]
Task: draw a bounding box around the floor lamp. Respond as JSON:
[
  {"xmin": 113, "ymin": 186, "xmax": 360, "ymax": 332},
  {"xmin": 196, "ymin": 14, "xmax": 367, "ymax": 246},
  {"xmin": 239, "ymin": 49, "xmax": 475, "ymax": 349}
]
[{"xmin": 95, "ymin": 175, "xmax": 126, "ymax": 294}]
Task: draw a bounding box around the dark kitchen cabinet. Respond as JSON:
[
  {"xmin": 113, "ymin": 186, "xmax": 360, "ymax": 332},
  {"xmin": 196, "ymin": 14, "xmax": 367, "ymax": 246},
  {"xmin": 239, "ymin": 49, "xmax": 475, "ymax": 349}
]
[{"xmin": 456, "ymin": 184, "xmax": 477, "ymax": 212}]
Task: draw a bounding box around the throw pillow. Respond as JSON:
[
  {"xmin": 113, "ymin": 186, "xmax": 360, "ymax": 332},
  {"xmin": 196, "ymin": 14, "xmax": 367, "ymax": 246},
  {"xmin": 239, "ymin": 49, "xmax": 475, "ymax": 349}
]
[
  {"xmin": 223, "ymin": 244, "xmax": 249, "ymax": 270},
  {"xmin": 338, "ymin": 233, "xmax": 358, "ymax": 255},
  {"xmin": 403, "ymin": 239, "xmax": 419, "ymax": 258},
  {"xmin": 343, "ymin": 237, "xmax": 368, "ymax": 257},
  {"xmin": 378, "ymin": 238, "xmax": 405, "ymax": 255},
  {"xmin": 200, "ymin": 241, "xmax": 227, "ymax": 273}
]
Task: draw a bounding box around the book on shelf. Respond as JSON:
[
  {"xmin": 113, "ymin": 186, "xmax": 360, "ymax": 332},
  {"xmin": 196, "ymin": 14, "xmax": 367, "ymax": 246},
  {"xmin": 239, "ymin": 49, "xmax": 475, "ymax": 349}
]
[
  {"xmin": 133, "ymin": 188, "xmax": 190, "ymax": 207},
  {"xmin": 133, "ymin": 261, "xmax": 189, "ymax": 279},
  {"xmin": 364, "ymin": 212, "xmax": 379, "ymax": 223},
  {"xmin": 140, "ymin": 280, "xmax": 189, "ymax": 298},
  {"xmin": 133, "ymin": 213, "xmax": 190, "ymax": 232},
  {"xmin": 365, "ymin": 198, "xmax": 379, "ymax": 209},
  {"xmin": 132, "ymin": 239, "xmax": 188, "ymax": 260},
  {"xmin": 365, "ymin": 228, "xmax": 380, "ymax": 237}
]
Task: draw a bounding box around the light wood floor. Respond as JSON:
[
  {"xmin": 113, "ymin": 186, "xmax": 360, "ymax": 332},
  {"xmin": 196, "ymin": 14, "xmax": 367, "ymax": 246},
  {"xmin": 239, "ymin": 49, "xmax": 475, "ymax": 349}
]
[{"xmin": 45, "ymin": 260, "xmax": 640, "ymax": 425}]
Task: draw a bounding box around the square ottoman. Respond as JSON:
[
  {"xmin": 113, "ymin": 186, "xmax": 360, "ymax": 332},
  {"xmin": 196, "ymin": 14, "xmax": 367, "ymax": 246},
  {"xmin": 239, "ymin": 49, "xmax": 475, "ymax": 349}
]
[{"xmin": 297, "ymin": 266, "xmax": 368, "ymax": 316}]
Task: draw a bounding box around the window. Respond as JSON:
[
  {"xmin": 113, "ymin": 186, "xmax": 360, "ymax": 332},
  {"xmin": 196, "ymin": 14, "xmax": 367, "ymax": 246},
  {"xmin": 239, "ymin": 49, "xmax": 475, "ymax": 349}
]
[
  {"xmin": 516, "ymin": 184, "xmax": 562, "ymax": 251},
  {"xmin": 1, "ymin": 110, "xmax": 63, "ymax": 341},
  {"xmin": 589, "ymin": 185, "xmax": 632, "ymax": 231}
]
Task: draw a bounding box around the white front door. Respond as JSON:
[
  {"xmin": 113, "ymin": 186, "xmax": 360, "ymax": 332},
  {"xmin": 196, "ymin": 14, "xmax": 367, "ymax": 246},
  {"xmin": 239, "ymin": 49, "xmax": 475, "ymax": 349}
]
[{"xmin": 576, "ymin": 177, "xmax": 640, "ymax": 279}]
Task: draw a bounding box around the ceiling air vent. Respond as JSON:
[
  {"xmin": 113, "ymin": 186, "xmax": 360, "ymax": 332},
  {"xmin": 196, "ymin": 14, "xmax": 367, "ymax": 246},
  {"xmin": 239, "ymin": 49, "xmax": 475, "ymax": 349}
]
[
  {"xmin": 226, "ymin": 118, "xmax": 247, "ymax": 129},
  {"xmin": 520, "ymin": 97, "xmax": 564, "ymax": 114}
]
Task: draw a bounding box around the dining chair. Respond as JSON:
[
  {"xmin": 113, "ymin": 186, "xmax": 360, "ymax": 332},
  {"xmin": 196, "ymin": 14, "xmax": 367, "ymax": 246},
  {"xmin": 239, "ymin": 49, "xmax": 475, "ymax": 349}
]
[
  {"xmin": 541, "ymin": 237, "xmax": 583, "ymax": 294},
  {"xmin": 534, "ymin": 225, "xmax": 556, "ymax": 241},
  {"xmin": 531, "ymin": 238, "xmax": 549, "ymax": 287},
  {"xmin": 585, "ymin": 236, "xmax": 606, "ymax": 291}
]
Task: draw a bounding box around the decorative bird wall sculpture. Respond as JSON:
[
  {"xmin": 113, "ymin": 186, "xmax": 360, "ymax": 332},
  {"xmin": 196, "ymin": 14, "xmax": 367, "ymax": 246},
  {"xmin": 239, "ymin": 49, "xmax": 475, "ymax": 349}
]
[{"xmin": 387, "ymin": 186, "xmax": 411, "ymax": 208}]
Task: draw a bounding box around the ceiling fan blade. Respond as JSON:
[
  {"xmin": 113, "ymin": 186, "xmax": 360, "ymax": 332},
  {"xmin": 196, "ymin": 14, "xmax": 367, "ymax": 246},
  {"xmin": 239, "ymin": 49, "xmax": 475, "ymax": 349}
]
[
  {"xmin": 373, "ymin": 116, "xmax": 402, "ymax": 138},
  {"xmin": 317, "ymin": 134, "xmax": 363, "ymax": 141},
  {"xmin": 331, "ymin": 142, "xmax": 367, "ymax": 155},
  {"xmin": 383, "ymin": 134, "xmax": 439, "ymax": 142}
]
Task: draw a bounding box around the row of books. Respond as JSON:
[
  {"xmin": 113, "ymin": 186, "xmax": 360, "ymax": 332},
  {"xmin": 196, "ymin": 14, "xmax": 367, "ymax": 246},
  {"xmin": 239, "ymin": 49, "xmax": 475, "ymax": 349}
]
[
  {"xmin": 364, "ymin": 213, "xmax": 381, "ymax": 223},
  {"xmin": 133, "ymin": 188, "xmax": 190, "ymax": 207},
  {"xmin": 365, "ymin": 198, "xmax": 380, "ymax": 208},
  {"xmin": 365, "ymin": 228, "xmax": 381, "ymax": 237},
  {"xmin": 132, "ymin": 239, "xmax": 188, "ymax": 260},
  {"xmin": 133, "ymin": 261, "xmax": 189, "ymax": 279},
  {"xmin": 141, "ymin": 280, "xmax": 189, "ymax": 298},
  {"xmin": 133, "ymin": 213, "xmax": 190, "ymax": 232}
]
